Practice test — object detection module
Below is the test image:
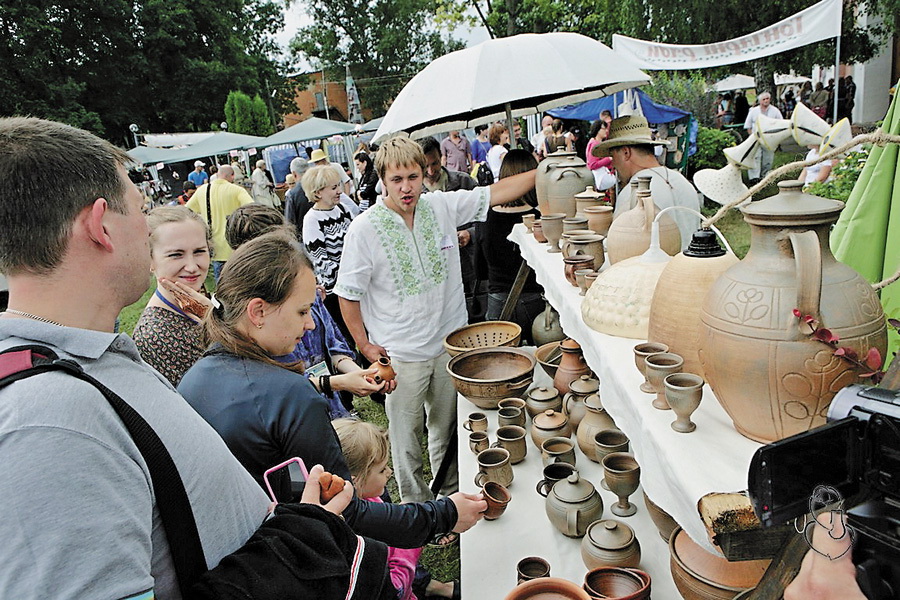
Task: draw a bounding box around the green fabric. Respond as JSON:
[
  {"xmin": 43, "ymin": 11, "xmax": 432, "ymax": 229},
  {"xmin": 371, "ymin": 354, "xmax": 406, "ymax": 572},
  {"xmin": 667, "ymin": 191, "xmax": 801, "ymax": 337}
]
[{"xmin": 830, "ymin": 81, "xmax": 900, "ymax": 360}]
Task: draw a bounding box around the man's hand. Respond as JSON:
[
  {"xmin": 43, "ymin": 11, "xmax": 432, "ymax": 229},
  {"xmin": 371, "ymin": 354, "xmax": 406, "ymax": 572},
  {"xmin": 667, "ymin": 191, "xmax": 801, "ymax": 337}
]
[
  {"xmin": 457, "ymin": 229, "xmax": 471, "ymax": 248},
  {"xmin": 449, "ymin": 492, "xmax": 487, "ymax": 533},
  {"xmin": 301, "ymin": 464, "xmax": 354, "ymax": 516},
  {"xmin": 784, "ymin": 511, "xmax": 865, "ymax": 600},
  {"xmin": 359, "ymin": 341, "xmax": 388, "ymax": 364}
]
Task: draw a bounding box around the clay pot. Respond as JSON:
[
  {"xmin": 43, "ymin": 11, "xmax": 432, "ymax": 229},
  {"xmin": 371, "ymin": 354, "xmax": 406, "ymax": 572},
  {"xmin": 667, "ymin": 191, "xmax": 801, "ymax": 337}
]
[
  {"xmin": 564, "ymin": 216, "xmax": 589, "ymax": 232},
  {"xmin": 583, "ymin": 567, "xmax": 650, "ymax": 600},
  {"xmin": 699, "ymin": 181, "xmax": 887, "ymax": 442},
  {"xmin": 532, "ymin": 302, "xmax": 565, "ymax": 347},
  {"xmin": 531, "ymin": 409, "xmax": 571, "ymax": 449},
  {"xmin": 642, "ymin": 491, "xmax": 678, "ymax": 542},
  {"xmin": 536, "ymin": 150, "xmax": 576, "ymax": 215},
  {"xmin": 581, "ymin": 256, "xmax": 669, "ymax": 339},
  {"xmin": 526, "ymin": 385, "xmax": 563, "ymax": 418},
  {"xmin": 544, "ymin": 472, "xmax": 603, "ymax": 537},
  {"xmin": 447, "ymin": 347, "xmax": 536, "ymax": 410},
  {"xmin": 553, "ymin": 338, "xmax": 591, "ymax": 395},
  {"xmin": 575, "ymin": 186, "xmax": 606, "ymax": 217},
  {"xmin": 647, "ymin": 229, "xmax": 739, "ymax": 379},
  {"xmin": 373, "ymin": 356, "xmax": 396, "ymax": 383},
  {"xmin": 584, "ymin": 205, "xmax": 615, "ymax": 237},
  {"xmin": 606, "ymin": 190, "xmax": 680, "ymax": 265},
  {"xmin": 532, "ymin": 220, "xmax": 547, "ymax": 243},
  {"xmin": 563, "ymin": 374, "xmax": 600, "ymax": 429},
  {"xmin": 505, "ymin": 577, "xmax": 590, "ymax": 600},
  {"xmin": 546, "ymin": 155, "xmax": 594, "ymax": 217},
  {"xmin": 563, "ymin": 234, "xmax": 605, "ymax": 271},
  {"xmin": 541, "ymin": 213, "xmax": 566, "ymax": 253},
  {"xmin": 577, "ymin": 394, "xmax": 617, "ymax": 461},
  {"xmin": 564, "ymin": 255, "xmax": 595, "ymax": 287},
  {"xmin": 669, "ymin": 526, "xmax": 770, "ymax": 600},
  {"xmin": 581, "ymin": 520, "xmax": 642, "ymax": 570}
]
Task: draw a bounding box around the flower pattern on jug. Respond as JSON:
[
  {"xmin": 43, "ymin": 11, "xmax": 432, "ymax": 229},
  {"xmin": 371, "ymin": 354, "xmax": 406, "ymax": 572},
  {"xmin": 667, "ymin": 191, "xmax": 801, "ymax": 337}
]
[
  {"xmin": 781, "ymin": 348, "xmax": 857, "ymax": 422},
  {"xmin": 723, "ymin": 287, "xmax": 770, "ymax": 325}
]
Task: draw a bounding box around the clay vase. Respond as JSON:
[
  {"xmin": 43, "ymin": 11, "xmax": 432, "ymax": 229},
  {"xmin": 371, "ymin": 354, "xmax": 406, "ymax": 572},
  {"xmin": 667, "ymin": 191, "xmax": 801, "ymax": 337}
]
[
  {"xmin": 633, "ymin": 342, "xmax": 669, "ymax": 393},
  {"xmin": 553, "ymin": 338, "xmax": 591, "ymax": 395},
  {"xmin": 577, "ymin": 394, "xmax": 617, "ymax": 461},
  {"xmin": 581, "ymin": 520, "xmax": 642, "ymax": 570},
  {"xmin": 544, "ymin": 472, "xmax": 604, "ymax": 537},
  {"xmin": 546, "ymin": 155, "xmax": 594, "ymax": 217},
  {"xmin": 564, "ymin": 216, "xmax": 589, "ymax": 232},
  {"xmin": 664, "ymin": 373, "xmax": 704, "ymax": 433},
  {"xmin": 541, "ymin": 213, "xmax": 566, "ymax": 253},
  {"xmin": 373, "ymin": 356, "xmax": 396, "ymax": 383},
  {"xmin": 536, "ymin": 150, "xmax": 576, "ymax": 215},
  {"xmin": 584, "ymin": 205, "xmax": 615, "ymax": 237},
  {"xmin": 563, "ymin": 234, "xmax": 605, "ymax": 271},
  {"xmin": 602, "ymin": 452, "xmax": 640, "ymax": 518},
  {"xmin": 699, "ymin": 181, "xmax": 888, "ymax": 443},
  {"xmin": 606, "ymin": 190, "xmax": 680, "ymax": 265},
  {"xmin": 563, "ymin": 374, "xmax": 600, "ymax": 429},
  {"xmin": 564, "ymin": 255, "xmax": 595, "ymax": 287},
  {"xmin": 532, "ymin": 220, "xmax": 547, "ymax": 243},
  {"xmin": 505, "ymin": 577, "xmax": 590, "ymax": 600},
  {"xmin": 647, "ymin": 229, "xmax": 739, "ymax": 379},
  {"xmin": 525, "ymin": 386, "xmax": 563, "ymax": 418},
  {"xmin": 531, "ymin": 409, "xmax": 571, "ymax": 450},
  {"xmin": 644, "ymin": 352, "xmax": 684, "ymax": 410},
  {"xmin": 575, "ymin": 186, "xmax": 606, "ymax": 217}
]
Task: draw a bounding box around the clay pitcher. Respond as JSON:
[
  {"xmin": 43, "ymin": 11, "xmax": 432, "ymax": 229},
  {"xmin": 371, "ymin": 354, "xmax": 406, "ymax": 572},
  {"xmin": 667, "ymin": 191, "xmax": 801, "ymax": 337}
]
[
  {"xmin": 699, "ymin": 181, "xmax": 887, "ymax": 443},
  {"xmin": 563, "ymin": 374, "xmax": 599, "ymax": 429},
  {"xmin": 606, "ymin": 190, "xmax": 681, "ymax": 264},
  {"xmin": 553, "ymin": 338, "xmax": 591, "ymax": 395},
  {"xmin": 532, "ymin": 301, "xmax": 565, "ymax": 346},
  {"xmin": 536, "ymin": 150, "xmax": 575, "ymax": 215},
  {"xmin": 576, "ymin": 393, "xmax": 617, "ymax": 461},
  {"xmin": 546, "ymin": 155, "xmax": 594, "ymax": 217}
]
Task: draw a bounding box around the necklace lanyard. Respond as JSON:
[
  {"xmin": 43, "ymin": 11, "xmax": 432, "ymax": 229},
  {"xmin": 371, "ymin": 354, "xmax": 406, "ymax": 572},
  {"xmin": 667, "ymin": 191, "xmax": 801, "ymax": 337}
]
[{"xmin": 154, "ymin": 289, "xmax": 195, "ymax": 321}]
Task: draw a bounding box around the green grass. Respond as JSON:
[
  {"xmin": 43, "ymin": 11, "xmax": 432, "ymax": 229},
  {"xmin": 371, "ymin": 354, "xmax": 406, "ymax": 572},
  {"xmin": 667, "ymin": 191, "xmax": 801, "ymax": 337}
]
[{"xmin": 118, "ymin": 277, "xmax": 155, "ymax": 335}]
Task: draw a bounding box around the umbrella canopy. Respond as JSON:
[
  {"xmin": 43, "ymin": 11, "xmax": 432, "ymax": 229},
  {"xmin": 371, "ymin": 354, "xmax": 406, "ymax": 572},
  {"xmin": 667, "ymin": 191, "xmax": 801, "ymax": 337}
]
[
  {"xmin": 831, "ymin": 83, "xmax": 900, "ymax": 358},
  {"xmin": 711, "ymin": 74, "xmax": 756, "ymax": 92},
  {"xmin": 361, "ymin": 116, "xmax": 384, "ymax": 132},
  {"xmin": 126, "ymin": 145, "xmax": 177, "ymax": 166},
  {"xmin": 373, "ymin": 32, "xmax": 649, "ymax": 141},
  {"xmin": 159, "ymin": 132, "xmax": 267, "ymax": 164},
  {"xmin": 547, "ymin": 89, "xmax": 690, "ymax": 124},
  {"xmin": 259, "ymin": 117, "xmax": 357, "ymax": 148}
]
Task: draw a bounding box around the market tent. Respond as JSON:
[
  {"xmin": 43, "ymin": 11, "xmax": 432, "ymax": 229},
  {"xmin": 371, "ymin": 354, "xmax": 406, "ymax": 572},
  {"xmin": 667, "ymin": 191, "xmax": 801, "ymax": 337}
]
[
  {"xmin": 259, "ymin": 117, "xmax": 357, "ymax": 148},
  {"xmin": 126, "ymin": 145, "xmax": 176, "ymax": 166},
  {"xmin": 159, "ymin": 132, "xmax": 267, "ymax": 164},
  {"xmin": 831, "ymin": 81, "xmax": 900, "ymax": 358},
  {"xmin": 711, "ymin": 74, "xmax": 756, "ymax": 92},
  {"xmin": 546, "ymin": 89, "xmax": 689, "ymax": 124},
  {"xmin": 361, "ymin": 116, "xmax": 383, "ymax": 132}
]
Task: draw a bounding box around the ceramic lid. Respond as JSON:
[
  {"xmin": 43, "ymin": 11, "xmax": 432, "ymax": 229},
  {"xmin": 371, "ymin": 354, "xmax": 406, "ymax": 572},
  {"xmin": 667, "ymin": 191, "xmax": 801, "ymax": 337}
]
[
  {"xmin": 552, "ymin": 472, "xmax": 596, "ymax": 503},
  {"xmin": 529, "ymin": 386, "xmax": 559, "ymax": 401},
  {"xmin": 586, "ymin": 520, "xmax": 635, "ymax": 550},
  {"xmin": 583, "ymin": 393, "xmax": 604, "ymax": 411},
  {"xmin": 740, "ymin": 180, "xmax": 844, "ymax": 223},
  {"xmin": 574, "ymin": 186, "xmax": 603, "ymax": 200},
  {"xmin": 569, "ymin": 375, "xmax": 599, "ymax": 395},
  {"xmin": 683, "ymin": 228, "xmax": 727, "ymax": 258},
  {"xmin": 560, "ymin": 338, "xmax": 581, "ymax": 352},
  {"xmin": 551, "ymin": 154, "xmax": 588, "ymax": 168},
  {"xmin": 535, "ymin": 409, "xmax": 568, "ymax": 430}
]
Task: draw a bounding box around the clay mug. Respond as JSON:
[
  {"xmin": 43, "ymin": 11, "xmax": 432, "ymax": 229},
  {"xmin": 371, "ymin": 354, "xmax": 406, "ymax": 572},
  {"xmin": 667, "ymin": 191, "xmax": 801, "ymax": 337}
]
[
  {"xmin": 475, "ymin": 447, "xmax": 514, "ymax": 487},
  {"xmin": 463, "ymin": 411, "xmax": 488, "ymax": 432},
  {"xmin": 564, "ymin": 234, "xmax": 605, "ymax": 271},
  {"xmin": 516, "ymin": 556, "xmax": 551, "ymax": 584},
  {"xmin": 522, "ymin": 214, "xmax": 535, "ymax": 233},
  {"xmin": 664, "ymin": 372, "xmax": 704, "ymax": 433},
  {"xmin": 644, "ymin": 352, "xmax": 684, "ymax": 410},
  {"xmin": 498, "ymin": 406, "xmax": 526, "ymax": 428},
  {"xmin": 469, "ymin": 431, "xmax": 490, "ymax": 454},
  {"xmin": 632, "ymin": 342, "xmax": 669, "ymax": 394},
  {"xmin": 481, "ymin": 481, "xmax": 512, "ymax": 521},
  {"xmin": 575, "ymin": 268, "xmax": 594, "ymax": 296},
  {"xmin": 493, "ymin": 425, "xmax": 528, "ymax": 464},
  {"xmin": 532, "ymin": 220, "xmax": 547, "ymax": 243},
  {"xmin": 536, "ymin": 462, "xmax": 578, "ymax": 497},
  {"xmin": 594, "ymin": 429, "xmax": 629, "ymax": 491},
  {"xmin": 541, "ymin": 213, "xmax": 566, "ymax": 253},
  {"xmin": 602, "ymin": 452, "xmax": 641, "ymax": 518},
  {"xmin": 564, "ymin": 255, "xmax": 595, "ymax": 287},
  {"xmin": 541, "ymin": 436, "xmax": 577, "ymax": 467},
  {"xmin": 372, "ymin": 356, "xmax": 396, "ymax": 383},
  {"xmin": 561, "ymin": 230, "xmax": 596, "ymax": 257}
]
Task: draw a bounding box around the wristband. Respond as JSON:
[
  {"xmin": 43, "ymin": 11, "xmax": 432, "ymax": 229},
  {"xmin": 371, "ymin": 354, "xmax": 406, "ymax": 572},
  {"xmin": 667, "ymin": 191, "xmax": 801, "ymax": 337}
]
[{"xmin": 321, "ymin": 374, "xmax": 332, "ymax": 396}]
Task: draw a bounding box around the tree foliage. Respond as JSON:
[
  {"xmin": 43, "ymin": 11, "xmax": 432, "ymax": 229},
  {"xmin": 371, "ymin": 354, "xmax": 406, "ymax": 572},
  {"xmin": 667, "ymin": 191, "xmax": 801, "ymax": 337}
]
[{"xmin": 0, "ymin": 0, "xmax": 289, "ymax": 144}]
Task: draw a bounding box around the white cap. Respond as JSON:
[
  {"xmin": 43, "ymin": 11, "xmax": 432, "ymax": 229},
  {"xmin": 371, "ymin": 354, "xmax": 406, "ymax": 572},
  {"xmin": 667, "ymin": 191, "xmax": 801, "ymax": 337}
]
[{"xmin": 194, "ymin": 160, "xmax": 205, "ymax": 167}]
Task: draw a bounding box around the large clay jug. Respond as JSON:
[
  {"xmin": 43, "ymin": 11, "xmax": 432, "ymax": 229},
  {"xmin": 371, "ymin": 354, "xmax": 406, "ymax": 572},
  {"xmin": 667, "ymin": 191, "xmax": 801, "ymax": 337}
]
[
  {"xmin": 531, "ymin": 301, "xmax": 565, "ymax": 346},
  {"xmin": 576, "ymin": 393, "xmax": 617, "ymax": 461},
  {"xmin": 606, "ymin": 190, "xmax": 681, "ymax": 264},
  {"xmin": 553, "ymin": 338, "xmax": 591, "ymax": 395},
  {"xmin": 546, "ymin": 156, "xmax": 594, "ymax": 218},
  {"xmin": 536, "ymin": 151, "xmax": 575, "ymax": 215},
  {"xmin": 647, "ymin": 229, "xmax": 739, "ymax": 379},
  {"xmin": 699, "ymin": 181, "xmax": 887, "ymax": 443}
]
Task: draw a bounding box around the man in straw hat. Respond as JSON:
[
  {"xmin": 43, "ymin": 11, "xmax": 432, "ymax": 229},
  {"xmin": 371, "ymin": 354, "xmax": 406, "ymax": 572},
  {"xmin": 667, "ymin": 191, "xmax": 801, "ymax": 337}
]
[{"xmin": 592, "ymin": 114, "xmax": 699, "ymax": 249}]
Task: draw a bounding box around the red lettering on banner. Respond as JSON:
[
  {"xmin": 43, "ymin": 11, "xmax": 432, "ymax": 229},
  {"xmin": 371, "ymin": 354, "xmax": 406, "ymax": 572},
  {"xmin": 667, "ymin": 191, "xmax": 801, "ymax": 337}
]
[
  {"xmin": 796, "ymin": 16, "xmax": 802, "ymax": 34},
  {"xmin": 781, "ymin": 22, "xmax": 794, "ymax": 37},
  {"xmin": 648, "ymin": 45, "xmax": 661, "ymax": 57},
  {"xmin": 725, "ymin": 41, "xmax": 741, "ymax": 54},
  {"xmin": 683, "ymin": 48, "xmax": 695, "ymax": 59}
]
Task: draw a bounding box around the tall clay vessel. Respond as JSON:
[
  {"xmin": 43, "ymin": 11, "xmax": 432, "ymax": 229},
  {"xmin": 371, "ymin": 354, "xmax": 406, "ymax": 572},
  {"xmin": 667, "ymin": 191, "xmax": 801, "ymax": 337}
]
[
  {"xmin": 535, "ymin": 151, "xmax": 575, "ymax": 215},
  {"xmin": 699, "ymin": 181, "xmax": 887, "ymax": 442},
  {"xmin": 606, "ymin": 190, "xmax": 680, "ymax": 264},
  {"xmin": 553, "ymin": 338, "xmax": 591, "ymax": 395},
  {"xmin": 546, "ymin": 155, "xmax": 594, "ymax": 217}
]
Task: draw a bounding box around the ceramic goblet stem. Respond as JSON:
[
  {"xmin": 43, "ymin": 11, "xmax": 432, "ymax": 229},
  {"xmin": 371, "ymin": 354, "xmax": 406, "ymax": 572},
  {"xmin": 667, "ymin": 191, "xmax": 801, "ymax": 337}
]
[
  {"xmin": 602, "ymin": 452, "xmax": 640, "ymax": 517},
  {"xmin": 664, "ymin": 373, "xmax": 704, "ymax": 433},
  {"xmin": 633, "ymin": 342, "xmax": 669, "ymax": 394},
  {"xmin": 644, "ymin": 352, "xmax": 684, "ymax": 410}
]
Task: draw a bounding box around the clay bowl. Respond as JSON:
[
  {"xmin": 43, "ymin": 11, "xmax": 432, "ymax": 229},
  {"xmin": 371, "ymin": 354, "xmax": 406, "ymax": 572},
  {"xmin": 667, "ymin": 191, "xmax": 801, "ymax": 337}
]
[
  {"xmin": 447, "ymin": 347, "xmax": 536, "ymax": 410},
  {"xmin": 642, "ymin": 491, "xmax": 679, "ymax": 542},
  {"xmin": 535, "ymin": 341, "xmax": 563, "ymax": 379},
  {"xmin": 505, "ymin": 577, "xmax": 591, "ymax": 600},
  {"xmin": 444, "ymin": 321, "xmax": 522, "ymax": 357},
  {"xmin": 669, "ymin": 527, "xmax": 770, "ymax": 600},
  {"xmin": 583, "ymin": 567, "xmax": 650, "ymax": 600}
]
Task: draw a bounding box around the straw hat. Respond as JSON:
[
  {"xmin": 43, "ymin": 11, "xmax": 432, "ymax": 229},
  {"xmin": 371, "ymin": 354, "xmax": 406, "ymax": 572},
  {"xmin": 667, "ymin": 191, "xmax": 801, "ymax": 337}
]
[
  {"xmin": 310, "ymin": 148, "xmax": 329, "ymax": 163},
  {"xmin": 591, "ymin": 115, "xmax": 667, "ymax": 158},
  {"xmin": 694, "ymin": 163, "xmax": 749, "ymax": 206}
]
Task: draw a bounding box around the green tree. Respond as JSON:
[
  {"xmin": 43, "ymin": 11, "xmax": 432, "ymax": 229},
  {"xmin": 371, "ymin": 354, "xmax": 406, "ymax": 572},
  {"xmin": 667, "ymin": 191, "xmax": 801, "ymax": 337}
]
[
  {"xmin": 225, "ymin": 91, "xmax": 254, "ymax": 134},
  {"xmin": 249, "ymin": 94, "xmax": 275, "ymax": 136}
]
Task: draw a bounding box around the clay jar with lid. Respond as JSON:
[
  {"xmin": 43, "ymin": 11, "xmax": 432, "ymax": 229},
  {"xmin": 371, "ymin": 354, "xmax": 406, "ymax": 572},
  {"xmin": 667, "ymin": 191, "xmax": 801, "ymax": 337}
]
[
  {"xmin": 545, "ymin": 472, "xmax": 603, "ymax": 537},
  {"xmin": 577, "ymin": 393, "xmax": 617, "ymax": 461},
  {"xmin": 531, "ymin": 409, "xmax": 571, "ymax": 450},
  {"xmin": 564, "ymin": 374, "xmax": 600, "ymax": 429},
  {"xmin": 554, "ymin": 338, "xmax": 591, "ymax": 395},
  {"xmin": 574, "ymin": 185, "xmax": 606, "ymax": 217},
  {"xmin": 581, "ymin": 519, "xmax": 642, "ymax": 570},
  {"xmin": 526, "ymin": 386, "xmax": 562, "ymax": 418},
  {"xmin": 535, "ymin": 150, "xmax": 576, "ymax": 215}
]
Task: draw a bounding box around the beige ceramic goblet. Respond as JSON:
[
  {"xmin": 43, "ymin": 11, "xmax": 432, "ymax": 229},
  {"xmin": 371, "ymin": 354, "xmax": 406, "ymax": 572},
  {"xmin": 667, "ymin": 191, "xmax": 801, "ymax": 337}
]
[
  {"xmin": 664, "ymin": 373, "xmax": 704, "ymax": 433},
  {"xmin": 522, "ymin": 214, "xmax": 535, "ymax": 233},
  {"xmin": 644, "ymin": 352, "xmax": 684, "ymax": 410},
  {"xmin": 541, "ymin": 213, "xmax": 566, "ymax": 253},
  {"xmin": 633, "ymin": 342, "xmax": 669, "ymax": 394},
  {"xmin": 602, "ymin": 452, "xmax": 641, "ymax": 517},
  {"xmin": 594, "ymin": 429, "xmax": 629, "ymax": 490},
  {"xmin": 585, "ymin": 271, "xmax": 599, "ymax": 292},
  {"xmin": 575, "ymin": 268, "xmax": 594, "ymax": 296}
]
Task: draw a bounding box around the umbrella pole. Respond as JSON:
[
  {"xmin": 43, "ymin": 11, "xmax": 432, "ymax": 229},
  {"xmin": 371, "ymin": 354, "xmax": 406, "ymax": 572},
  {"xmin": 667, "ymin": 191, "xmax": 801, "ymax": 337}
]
[{"xmin": 505, "ymin": 103, "xmax": 515, "ymax": 141}]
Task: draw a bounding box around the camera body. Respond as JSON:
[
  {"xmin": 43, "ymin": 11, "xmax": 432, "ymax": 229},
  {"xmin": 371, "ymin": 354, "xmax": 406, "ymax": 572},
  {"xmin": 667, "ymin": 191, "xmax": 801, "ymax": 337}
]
[{"xmin": 747, "ymin": 384, "xmax": 900, "ymax": 599}]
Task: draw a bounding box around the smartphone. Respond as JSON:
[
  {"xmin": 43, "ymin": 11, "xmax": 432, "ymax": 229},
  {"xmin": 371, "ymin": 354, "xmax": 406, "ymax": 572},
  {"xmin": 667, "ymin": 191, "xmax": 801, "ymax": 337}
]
[
  {"xmin": 263, "ymin": 457, "xmax": 309, "ymax": 505},
  {"xmin": 748, "ymin": 416, "xmax": 861, "ymax": 528}
]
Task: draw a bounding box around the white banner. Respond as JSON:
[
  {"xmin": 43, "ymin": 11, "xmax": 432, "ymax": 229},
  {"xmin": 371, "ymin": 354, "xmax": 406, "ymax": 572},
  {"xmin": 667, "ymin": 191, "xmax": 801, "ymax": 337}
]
[{"xmin": 612, "ymin": 0, "xmax": 842, "ymax": 70}]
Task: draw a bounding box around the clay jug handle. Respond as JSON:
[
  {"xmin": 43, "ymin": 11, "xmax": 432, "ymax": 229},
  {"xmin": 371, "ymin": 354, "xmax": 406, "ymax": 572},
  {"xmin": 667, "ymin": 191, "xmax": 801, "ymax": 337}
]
[
  {"xmin": 563, "ymin": 392, "xmax": 572, "ymax": 416},
  {"xmin": 642, "ymin": 193, "xmax": 656, "ymax": 232},
  {"xmin": 566, "ymin": 508, "xmax": 578, "ymax": 536},
  {"xmin": 536, "ymin": 480, "xmax": 551, "ymax": 497},
  {"xmin": 789, "ymin": 230, "xmax": 822, "ymax": 321}
]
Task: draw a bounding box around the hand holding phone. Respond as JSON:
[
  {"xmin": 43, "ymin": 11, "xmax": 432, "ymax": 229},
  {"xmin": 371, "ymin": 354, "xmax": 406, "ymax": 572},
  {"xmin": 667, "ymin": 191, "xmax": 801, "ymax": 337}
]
[{"xmin": 263, "ymin": 457, "xmax": 309, "ymax": 505}]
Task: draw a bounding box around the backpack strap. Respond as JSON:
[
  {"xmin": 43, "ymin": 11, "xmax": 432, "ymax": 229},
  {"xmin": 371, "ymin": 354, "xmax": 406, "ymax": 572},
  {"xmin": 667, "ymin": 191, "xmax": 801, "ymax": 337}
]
[{"xmin": 0, "ymin": 345, "xmax": 208, "ymax": 596}]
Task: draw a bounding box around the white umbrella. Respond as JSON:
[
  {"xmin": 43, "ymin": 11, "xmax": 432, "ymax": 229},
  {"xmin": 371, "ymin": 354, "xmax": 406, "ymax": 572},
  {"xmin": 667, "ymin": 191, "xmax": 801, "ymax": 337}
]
[
  {"xmin": 775, "ymin": 73, "xmax": 812, "ymax": 86},
  {"xmin": 711, "ymin": 74, "xmax": 756, "ymax": 93},
  {"xmin": 373, "ymin": 32, "xmax": 650, "ymax": 142}
]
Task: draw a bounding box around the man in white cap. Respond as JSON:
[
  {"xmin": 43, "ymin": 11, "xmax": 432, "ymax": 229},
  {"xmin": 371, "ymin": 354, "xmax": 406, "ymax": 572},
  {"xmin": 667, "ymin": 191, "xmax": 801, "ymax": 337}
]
[
  {"xmin": 310, "ymin": 148, "xmax": 352, "ymax": 196},
  {"xmin": 593, "ymin": 114, "xmax": 700, "ymax": 250},
  {"xmin": 188, "ymin": 160, "xmax": 209, "ymax": 187}
]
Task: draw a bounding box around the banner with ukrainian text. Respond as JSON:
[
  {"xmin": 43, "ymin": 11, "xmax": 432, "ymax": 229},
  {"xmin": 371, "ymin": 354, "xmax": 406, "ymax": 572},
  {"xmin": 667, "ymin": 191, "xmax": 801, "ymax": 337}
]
[{"xmin": 611, "ymin": 0, "xmax": 842, "ymax": 70}]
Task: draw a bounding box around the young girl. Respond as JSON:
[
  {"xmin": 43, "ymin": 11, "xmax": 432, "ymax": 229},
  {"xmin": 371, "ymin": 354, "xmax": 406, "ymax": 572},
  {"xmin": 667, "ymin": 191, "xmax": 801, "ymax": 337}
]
[{"xmin": 333, "ymin": 419, "xmax": 459, "ymax": 600}]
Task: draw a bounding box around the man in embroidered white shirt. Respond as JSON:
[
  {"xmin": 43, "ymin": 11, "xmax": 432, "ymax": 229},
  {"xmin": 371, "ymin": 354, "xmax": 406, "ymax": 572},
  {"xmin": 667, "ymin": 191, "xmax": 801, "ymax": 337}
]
[{"xmin": 336, "ymin": 136, "xmax": 535, "ymax": 503}]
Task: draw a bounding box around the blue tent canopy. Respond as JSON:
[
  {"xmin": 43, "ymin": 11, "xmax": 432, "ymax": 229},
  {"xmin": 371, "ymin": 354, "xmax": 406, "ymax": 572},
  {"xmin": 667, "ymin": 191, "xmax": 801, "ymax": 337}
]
[{"xmin": 547, "ymin": 89, "xmax": 689, "ymax": 124}]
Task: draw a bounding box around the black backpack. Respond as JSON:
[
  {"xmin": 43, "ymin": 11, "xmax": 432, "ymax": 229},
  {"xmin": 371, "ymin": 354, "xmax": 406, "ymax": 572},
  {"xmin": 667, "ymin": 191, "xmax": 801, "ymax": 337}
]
[{"xmin": 475, "ymin": 162, "xmax": 494, "ymax": 186}]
